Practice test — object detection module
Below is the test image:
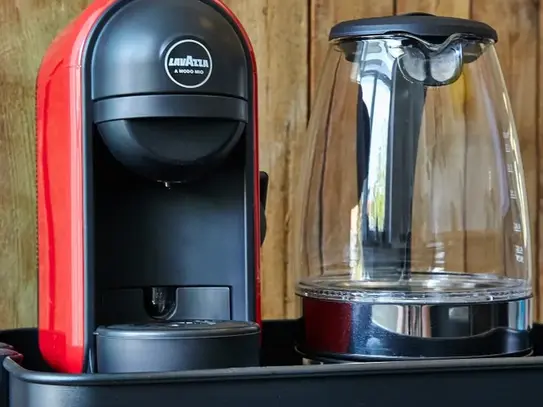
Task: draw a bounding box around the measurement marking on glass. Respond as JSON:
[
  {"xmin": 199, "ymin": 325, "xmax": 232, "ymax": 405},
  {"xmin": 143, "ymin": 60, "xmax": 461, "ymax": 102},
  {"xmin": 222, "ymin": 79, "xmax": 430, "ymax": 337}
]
[
  {"xmin": 504, "ymin": 129, "xmax": 524, "ymax": 265},
  {"xmin": 515, "ymin": 245, "xmax": 524, "ymax": 263}
]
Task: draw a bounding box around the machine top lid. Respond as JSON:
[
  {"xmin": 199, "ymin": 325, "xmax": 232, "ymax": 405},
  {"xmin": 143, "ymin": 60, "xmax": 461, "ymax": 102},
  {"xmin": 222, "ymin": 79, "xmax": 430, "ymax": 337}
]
[{"xmin": 329, "ymin": 13, "xmax": 498, "ymax": 42}]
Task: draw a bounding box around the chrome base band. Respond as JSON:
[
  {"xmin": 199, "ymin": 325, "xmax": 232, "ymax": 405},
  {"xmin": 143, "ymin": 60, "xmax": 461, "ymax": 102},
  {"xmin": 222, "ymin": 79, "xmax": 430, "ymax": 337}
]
[{"xmin": 299, "ymin": 297, "xmax": 532, "ymax": 360}]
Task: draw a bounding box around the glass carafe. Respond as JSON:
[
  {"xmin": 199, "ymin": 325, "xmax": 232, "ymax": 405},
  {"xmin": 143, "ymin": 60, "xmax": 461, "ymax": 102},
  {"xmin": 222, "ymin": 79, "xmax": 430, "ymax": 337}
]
[{"xmin": 295, "ymin": 13, "xmax": 533, "ymax": 362}]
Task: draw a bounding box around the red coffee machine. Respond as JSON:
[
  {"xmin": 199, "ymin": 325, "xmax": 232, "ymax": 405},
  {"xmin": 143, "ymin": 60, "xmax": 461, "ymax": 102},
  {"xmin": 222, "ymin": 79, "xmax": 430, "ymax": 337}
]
[{"xmin": 36, "ymin": 0, "xmax": 266, "ymax": 374}]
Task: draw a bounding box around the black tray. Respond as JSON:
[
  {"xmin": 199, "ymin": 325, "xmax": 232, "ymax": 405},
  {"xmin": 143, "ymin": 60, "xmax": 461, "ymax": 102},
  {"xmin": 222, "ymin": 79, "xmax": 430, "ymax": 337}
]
[{"xmin": 2, "ymin": 320, "xmax": 543, "ymax": 407}]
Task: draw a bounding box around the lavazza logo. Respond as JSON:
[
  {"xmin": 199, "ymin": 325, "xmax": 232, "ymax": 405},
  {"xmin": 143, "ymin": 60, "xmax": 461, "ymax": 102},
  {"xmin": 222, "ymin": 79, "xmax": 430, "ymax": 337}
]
[{"xmin": 164, "ymin": 39, "xmax": 213, "ymax": 89}]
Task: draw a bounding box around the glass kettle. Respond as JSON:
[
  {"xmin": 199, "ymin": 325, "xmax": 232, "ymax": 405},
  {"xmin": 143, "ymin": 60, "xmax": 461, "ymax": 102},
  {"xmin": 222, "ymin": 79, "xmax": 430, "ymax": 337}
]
[{"xmin": 295, "ymin": 13, "xmax": 533, "ymax": 362}]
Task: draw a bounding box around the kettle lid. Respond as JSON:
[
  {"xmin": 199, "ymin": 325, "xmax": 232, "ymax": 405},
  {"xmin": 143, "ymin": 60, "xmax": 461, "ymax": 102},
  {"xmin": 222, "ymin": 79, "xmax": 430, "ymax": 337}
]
[{"xmin": 329, "ymin": 12, "xmax": 497, "ymax": 43}]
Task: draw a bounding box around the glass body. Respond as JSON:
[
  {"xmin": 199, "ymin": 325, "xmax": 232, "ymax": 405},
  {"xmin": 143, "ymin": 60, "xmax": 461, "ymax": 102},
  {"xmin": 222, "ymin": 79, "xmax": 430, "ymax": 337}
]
[{"xmin": 295, "ymin": 34, "xmax": 532, "ymax": 304}]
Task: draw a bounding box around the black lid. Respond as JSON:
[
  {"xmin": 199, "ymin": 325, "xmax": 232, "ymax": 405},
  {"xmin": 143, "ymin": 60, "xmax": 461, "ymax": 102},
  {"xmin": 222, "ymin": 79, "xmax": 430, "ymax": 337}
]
[
  {"xmin": 329, "ymin": 13, "xmax": 498, "ymax": 42},
  {"xmin": 95, "ymin": 321, "xmax": 260, "ymax": 373},
  {"xmin": 95, "ymin": 320, "xmax": 260, "ymax": 339}
]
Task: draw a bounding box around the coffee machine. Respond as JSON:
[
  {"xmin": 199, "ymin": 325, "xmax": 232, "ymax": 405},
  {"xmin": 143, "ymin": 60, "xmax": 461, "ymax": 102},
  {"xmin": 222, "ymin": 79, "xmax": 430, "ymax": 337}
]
[{"xmin": 36, "ymin": 0, "xmax": 266, "ymax": 374}]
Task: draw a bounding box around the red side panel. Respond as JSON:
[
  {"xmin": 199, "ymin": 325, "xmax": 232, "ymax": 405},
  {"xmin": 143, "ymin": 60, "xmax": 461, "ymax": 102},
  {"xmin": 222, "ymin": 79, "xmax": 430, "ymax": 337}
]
[
  {"xmin": 37, "ymin": 0, "xmax": 116, "ymax": 374},
  {"xmin": 213, "ymin": 0, "xmax": 262, "ymax": 327}
]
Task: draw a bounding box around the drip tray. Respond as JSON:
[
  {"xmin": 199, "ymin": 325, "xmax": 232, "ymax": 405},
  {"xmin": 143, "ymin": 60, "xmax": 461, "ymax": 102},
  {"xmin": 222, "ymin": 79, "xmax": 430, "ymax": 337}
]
[{"xmin": 2, "ymin": 322, "xmax": 543, "ymax": 407}]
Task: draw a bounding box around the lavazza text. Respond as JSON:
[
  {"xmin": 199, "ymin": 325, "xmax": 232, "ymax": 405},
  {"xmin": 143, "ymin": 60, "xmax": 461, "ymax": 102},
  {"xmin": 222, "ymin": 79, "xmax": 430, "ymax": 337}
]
[{"xmin": 168, "ymin": 55, "xmax": 209, "ymax": 75}]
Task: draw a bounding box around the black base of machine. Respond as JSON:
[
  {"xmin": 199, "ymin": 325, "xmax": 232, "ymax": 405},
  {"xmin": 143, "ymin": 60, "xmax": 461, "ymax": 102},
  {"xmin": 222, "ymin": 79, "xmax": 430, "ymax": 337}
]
[{"xmin": 2, "ymin": 320, "xmax": 543, "ymax": 407}]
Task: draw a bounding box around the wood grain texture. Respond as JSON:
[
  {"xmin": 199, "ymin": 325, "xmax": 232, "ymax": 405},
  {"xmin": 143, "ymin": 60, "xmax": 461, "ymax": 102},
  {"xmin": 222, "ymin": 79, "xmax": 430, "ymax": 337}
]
[
  {"xmin": 0, "ymin": 0, "xmax": 92, "ymax": 329},
  {"xmin": 223, "ymin": 0, "xmax": 308, "ymax": 319},
  {"xmin": 539, "ymin": 0, "xmax": 543, "ymax": 321},
  {"xmin": 472, "ymin": 0, "xmax": 539, "ymax": 318},
  {"xmin": 0, "ymin": 0, "xmax": 541, "ymax": 327},
  {"xmin": 396, "ymin": 0, "xmax": 470, "ymax": 16}
]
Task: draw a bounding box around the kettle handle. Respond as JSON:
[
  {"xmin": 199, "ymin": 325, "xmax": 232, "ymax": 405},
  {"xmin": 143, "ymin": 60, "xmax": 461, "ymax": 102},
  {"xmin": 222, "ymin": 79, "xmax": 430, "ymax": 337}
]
[{"xmin": 357, "ymin": 61, "xmax": 426, "ymax": 273}]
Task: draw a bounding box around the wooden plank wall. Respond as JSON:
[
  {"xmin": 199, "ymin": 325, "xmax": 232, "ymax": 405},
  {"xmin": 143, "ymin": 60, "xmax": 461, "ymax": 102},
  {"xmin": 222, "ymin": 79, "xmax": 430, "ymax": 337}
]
[{"xmin": 0, "ymin": 0, "xmax": 539, "ymax": 327}]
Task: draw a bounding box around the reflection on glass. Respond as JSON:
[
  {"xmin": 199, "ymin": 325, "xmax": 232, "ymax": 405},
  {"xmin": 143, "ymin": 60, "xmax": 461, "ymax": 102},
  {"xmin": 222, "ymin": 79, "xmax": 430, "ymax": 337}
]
[
  {"xmin": 296, "ymin": 34, "xmax": 532, "ymax": 304},
  {"xmin": 362, "ymin": 75, "xmax": 389, "ymax": 234}
]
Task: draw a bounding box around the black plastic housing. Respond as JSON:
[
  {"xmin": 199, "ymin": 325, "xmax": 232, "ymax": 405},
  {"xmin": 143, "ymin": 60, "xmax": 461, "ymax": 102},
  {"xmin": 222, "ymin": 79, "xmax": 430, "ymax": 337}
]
[
  {"xmin": 2, "ymin": 321, "xmax": 543, "ymax": 407},
  {"xmin": 95, "ymin": 320, "xmax": 260, "ymax": 373},
  {"xmin": 91, "ymin": 0, "xmax": 251, "ymax": 182},
  {"xmin": 70, "ymin": 0, "xmax": 264, "ymax": 374}
]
